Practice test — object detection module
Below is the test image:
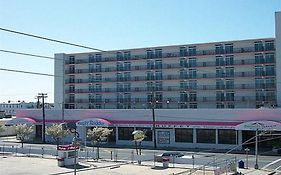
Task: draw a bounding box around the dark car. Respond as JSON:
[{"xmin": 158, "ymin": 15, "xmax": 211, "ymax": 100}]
[{"xmin": 155, "ymin": 151, "xmax": 184, "ymax": 162}]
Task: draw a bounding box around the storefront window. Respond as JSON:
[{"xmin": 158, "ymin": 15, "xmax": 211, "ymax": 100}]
[
  {"xmin": 118, "ymin": 127, "xmax": 134, "ymax": 140},
  {"xmin": 196, "ymin": 129, "xmax": 216, "ymax": 143},
  {"xmin": 175, "ymin": 128, "xmax": 193, "ymax": 143},
  {"xmin": 218, "ymin": 129, "xmax": 236, "ymax": 144}
]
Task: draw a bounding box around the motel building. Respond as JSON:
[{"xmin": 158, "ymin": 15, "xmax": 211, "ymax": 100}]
[
  {"xmin": 7, "ymin": 12, "xmax": 281, "ymax": 151},
  {"xmin": 10, "ymin": 108, "xmax": 281, "ymax": 151}
]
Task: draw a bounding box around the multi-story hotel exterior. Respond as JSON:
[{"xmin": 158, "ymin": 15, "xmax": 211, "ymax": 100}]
[
  {"xmin": 55, "ymin": 37, "xmax": 277, "ymax": 110},
  {"xmin": 54, "ymin": 12, "xmax": 281, "ymax": 110}
]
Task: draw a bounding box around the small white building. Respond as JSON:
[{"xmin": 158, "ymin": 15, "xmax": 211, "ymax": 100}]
[{"xmin": 0, "ymin": 101, "xmax": 36, "ymax": 116}]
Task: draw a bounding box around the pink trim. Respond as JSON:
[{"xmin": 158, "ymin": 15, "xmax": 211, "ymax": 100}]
[
  {"xmin": 111, "ymin": 120, "xmax": 241, "ymax": 126},
  {"xmin": 28, "ymin": 117, "xmax": 241, "ymax": 126}
]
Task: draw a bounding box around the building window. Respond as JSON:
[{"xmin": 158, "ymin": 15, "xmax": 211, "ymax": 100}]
[
  {"xmin": 254, "ymin": 41, "xmax": 263, "ymax": 52},
  {"xmin": 265, "ymin": 65, "xmax": 275, "ymax": 76},
  {"xmin": 155, "ymin": 49, "xmax": 162, "ymax": 58},
  {"xmin": 189, "ymin": 80, "xmax": 197, "ymax": 90},
  {"xmin": 216, "ymin": 79, "xmax": 225, "ymax": 89},
  {"xmin": 216, "ymin": 56, "xmax": 224, "ymax": 66},
  {"xmin": 264, "ymin": 40, "xmax": 274, "ymax": 51},
  {"xmin": 256, "ymin": 90, "xmax": 265, "ymax": 101},
  {"xmin": 136, "ymin": 127, "xmax": 152, "ymax": 141},
  {"xmin": 155, "ymin": 60, "xmax": 162, "ymax": 69},
  {"xmin": 189, "ymin": 92, "xmax": 197, "ymax": 102},
  {"xmin": 69, "ymin": 56, "xmax": 75, "ymax": 64},
  {"xmin": 180, "ymin": 81, "xmax": 188, "ymax": 90},
  {"xmin": 118, "ymin": 127, "xmax": 134, "ymax": 140},
  {"xmin": 216, "ymin": 91, "xmax": 225, "ymax": 101},
  {"xmin": 226, "ymin": 103, "xmax": 235, "ymax": 109},
  {"xmin": 180, "ymin": 69, "xmax": 188, "ymax": 79},
  {"xmin": 180, "ymin": 47, "xmax": 187, "ymax": 57},
  {"xmin": 226, "ymin": 79, "xmax": 234, "ymax": 89},
  {"xmin": 255, "ymin": 54, "xmax": 264, "ymax": 64},
  {"xmin": 225, "ymin": 44, "xmax": 233, "ymax": 54},
  {"xmin": 147, "ymin": 50, "xmax": 154, "ymax": 59},
  {"xmin": 117, "ymin": 52, "xmax": 123, "ymax": 61},
  {"xmin": 155, "ymin": 71, "xmax": 162, "ymax": 80},
  {"xmin": 147, "ymin": 60, "xmax": 154, "ymax": 69},
  {"xmin": 188, "ymin": 46, "xmax": 196, "ymax": 56},
  {"xmin": 95, "ymin": 54, "xmax": 102, "ymax": 62},
  {"xmin": 226, "ymin": 91, "xmax": 234, "ymax": 101},
  {"xmin": 124, "ymin": 51, "xmax": 131, "ymax": 60},
  {"xmin": 216, "ymin": 102, "xmax": 225, "ymax": 108},
  {"xmin": 265, "ymin": 78, "xmax": 275, "ymax": 88},
  {"xmin": 225, "ymin": 55, "xmax": 234, "ymax": 66},
  {"xmin": 180, "ymin": 103, "xmax": 188, "ymax": 109},
  {"xmin": 155, "ymin": 81, "xmax": 163, "ymax": 91},
  {"xmin": 225, "ymin": 67, "xmax": 234, "ymax": 77},
  {"xmin": 255, "ymin": 78, "xmax": 265, "ymax": 89},
  {"xmin": 189, "ymin": 103, "xmax": 197, "ymax": 109},
  {"xmin": 215, "ymin": 44, "xmax": 224, "ymax": 54},
  {"xmin": 180, "ymin": 92, "xmax": 188, "ymax": 102},
  {"xmin": 197, "ymin": 129, "xmax": 216, "ymax": 143},
  {"xmin": 189, "ymin": 58, "xmax": 197, "ymax": 67},
  {"xmin": 189, "ymin": 69, "xmax": 197, "ymax": 78},
  {"xmin": 255, "ymin": 66, "xmax": 264, "ymax": 76},
  {"xmin": 218, "ymin": 130, "xmax": 236, "ymax": 144},
  {"xmin": 264, "ymin": 53, "xmax": 275, "ymax": 63},
  {"xmin": 180, "ymin": 58, "xmax": 188, "ymax": 67},
  {"xmin": 175, "ymin": 129, "xmax": 193, "ymax": 143}
]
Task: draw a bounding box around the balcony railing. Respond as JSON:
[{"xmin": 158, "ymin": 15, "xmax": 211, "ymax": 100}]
[
  {"xmin": 65, "ymin": 71, "xmax": 276, "ymax": 84},
  {"xmin": 65, "ymin": 46, "xmax": 275, "ymax": 65},
  {"xmin": 64, "ymin": 83, "xmax": 276, "ymax": 94},
  {"xmin": 64, "ymin": 57, "xmax": 276, "ymax": 74},
  {"xmin": 64, "ymin": 95, "xmax": 276, "ymax": 104}
]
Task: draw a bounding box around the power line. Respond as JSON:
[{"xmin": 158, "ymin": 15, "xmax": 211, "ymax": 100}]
[
  {"xmin": 0, "ymin": 49, "xmax": 55, "ymax": 60},
  {"xmin": 0, "ymin": 27, "xmax": 106, "ymax": 52},
  {"xmin": 0, "ymin": 68, "xmax": 54, "ymax": 77}
]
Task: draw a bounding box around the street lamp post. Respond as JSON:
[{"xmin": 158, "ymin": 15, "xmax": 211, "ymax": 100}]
[
  {"xmin": 254, "ymin": 129, "xmax": 259, "ymax": 169},
  {"xmin": 152, "ymin": 101, "xmax": 156, "ymax": 149},
  {"xmin": 245, "ymin": 148, "xmax": 250, "ymax": 169}
]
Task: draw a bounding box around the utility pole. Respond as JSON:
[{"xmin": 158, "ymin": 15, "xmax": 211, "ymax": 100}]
[
  {"xmin": 151, "ymin": 89, "xmax": 157, "ymax": 149},
  {"xmin": 37, "ymin": 93, "xmax": 48, "ymax": 143}
]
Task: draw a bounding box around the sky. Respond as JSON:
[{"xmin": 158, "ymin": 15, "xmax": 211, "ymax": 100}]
[{"xmin": 0, "ymin": 0, "xmax": 280, "ymax": 103}]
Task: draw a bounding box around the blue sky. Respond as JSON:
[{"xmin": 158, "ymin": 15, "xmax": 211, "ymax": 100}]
[{"xmin": 0, "ymin": 0, "xmax": 280, "ymax": 103}]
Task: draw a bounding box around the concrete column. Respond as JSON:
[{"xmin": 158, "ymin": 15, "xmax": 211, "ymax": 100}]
[
  {"xmin": 193, "ymin": 128, "xmax": 197, "ymax": 143},
  {"xmin": 54, "ymin": 53, "xmax": 65, "ymax": 109},
  {"xmin": 275, "ymin": 12, "xmax": 281, "ymax": 106},
  {"xmin": 215, "ymin": 129, "xmax": 219, "ymax": 144}
]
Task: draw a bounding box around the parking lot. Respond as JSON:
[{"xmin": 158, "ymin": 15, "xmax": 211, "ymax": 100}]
[{"xmin": 0, "ymin": 156, "xmax": 196, "ymax": 175}]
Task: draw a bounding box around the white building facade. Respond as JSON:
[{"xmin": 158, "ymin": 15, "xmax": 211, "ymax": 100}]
[{"xmin": 53, "ymin": 12, "xmax": 281, "ymax": 110}]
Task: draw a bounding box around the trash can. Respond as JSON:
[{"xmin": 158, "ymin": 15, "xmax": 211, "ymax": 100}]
[
  {"xmin": 57, "ymin": 157, "xmax": 65, "ymax": 167},
  {"xmin": 238, "ymin": 160, "xmax": 244, "ymax": 169},
  {"xmin": 162, "ymin": 157, "xmax": 169, "ymax": 168}
]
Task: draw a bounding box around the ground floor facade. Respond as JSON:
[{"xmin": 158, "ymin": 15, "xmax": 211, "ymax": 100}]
[{"xmin": 10, "ymin": 108, "xmax": 281, "ymax": 150}]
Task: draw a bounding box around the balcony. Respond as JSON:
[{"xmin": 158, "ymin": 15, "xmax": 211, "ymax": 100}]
[
  {"xmin": 64, "ymin": 57, "xmax": 272, "ymax": 74},
  {"xmin": 64, "ymin": 95, "xmax": 268, "ymax": 104},
  {"xmin": 64, "ymin": 46, "xmax": 275, "ymax": 64},
  {"xmin": 64, "ymin": 83, "xmax": 275, "ymax": 94}
]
